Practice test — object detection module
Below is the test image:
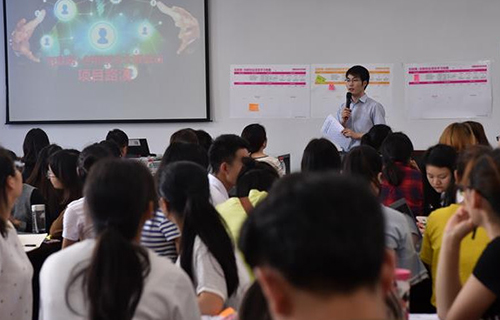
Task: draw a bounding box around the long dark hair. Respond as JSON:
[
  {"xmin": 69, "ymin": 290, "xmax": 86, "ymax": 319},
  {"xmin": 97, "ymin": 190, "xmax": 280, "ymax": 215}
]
[
  {"xmin": 380, "ymin": 132, "xmax": 414, "ymax": 186},
  {"xmin": 422, "ymin": 144, "xmax": 457, "ymax": 212},
  {"xmin": 0, "ymin": 148, "xmax": 16, "ymax": 238},
  {"xmin": 66, "ymin": 159, "xmax": 156, "ymax": 320},
  {"xmin": 26, "ymin": 144, "xmax": 62, "ymax": 225},
  {"xmin": 158, "ymin": 161, "xmax": 239, "ymax": 296},
  {"xmin": 22, "ymin": 128, "xmax": 49, "ymax": 166},
  {"xmin": 48, "ymin": 149, "xmax": 82, "ymax": 207}
]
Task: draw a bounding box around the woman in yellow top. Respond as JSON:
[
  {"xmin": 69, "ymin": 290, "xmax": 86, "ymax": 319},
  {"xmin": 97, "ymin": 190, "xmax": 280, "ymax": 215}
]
[{"xmin": 421, "ymin": 145, "xmax": 491, "ymax": 307}]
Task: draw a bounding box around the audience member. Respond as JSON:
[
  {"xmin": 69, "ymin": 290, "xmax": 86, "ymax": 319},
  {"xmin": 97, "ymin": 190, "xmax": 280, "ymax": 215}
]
[
  {"xmin": 241, "ymin": 123, "xmax": 285, "ymax": 176},
  {"xmin": 343, "ymin": 145, "xmax": 428, "ymax": 285},
  {"xmin": 361, "ymin": 124, "xmax": 393, "ymax": 152},
  {"xmin": 47, "ymin": 149, "xmax": 82, "ymax": 239},
  {"xmin": 25, "ymin": 144, "xmax": 63, "ymax": 228},
  {"xmin": 39, "ymin": 159, "xmax": 200, "ymax": 320},
  {"xmin": 0, "ymin": 148, "xmax": 33, "ymax": 320},
  {"xmin": 436, "ymin": 149, "xmax": 500, "ymax": 320},
  {"xmin": 106, "ymin": 128, "xmax": 129, "ymax": 157},
  {"xmin": 380, "ymin": 132, "xmax": 424, "ymax": 216},
  {"xmin": 421, "ymin": 145, "xmax": 491, "ymax": 308},
  {"xmin": 22, "ymin": 128, "xmax": 50, "ymax": 181},
  {"xmin": 195, "ymin": 129, "xmax": 213, "ymax": 153},
  {"xmin": 217, "ymin": 159, "xmax": 279, "ymax": 244},
  {"xmin": 301, "ymin": 138, "xmax": 341, "ymax": 173},
  {"xmin": 61, "ymin": 144, "xmax": 115, "ymax": 249},
  {"xmin": 439, "ymin": 122, "xmax": 477, "ymax": 152},
  {"xmin": 158, "ymin": 161, "xmax": 250, "ymax": 315},
  {"xmin": 9, "ymin": 150, "xmax": 45, "ymax": 232},
  {"xmin": 422, "ymin": 144, "xmax": 458, "ymax": 215},
  {"xmin": 464, "ymin": 121, "xmax": 491, "ymax": 147},
  {"xmin": 239, "ymin": 173, "xmax": 397, "ymax": 320},
  {"xmin": 208, "ymin": 134, "xmax": 249, "ymax": 206},
  {"xmin": 170, "ymin": 128, "xmax": 199, "ymax": 145},
  {"xmin": 141, "ymin": 142, "xmax": 208, "ymax": 262}
]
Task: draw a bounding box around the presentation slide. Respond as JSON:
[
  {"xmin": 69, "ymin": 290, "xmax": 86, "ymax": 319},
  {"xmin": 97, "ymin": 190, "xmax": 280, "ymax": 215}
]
[{"xmin": 5, "ymin": 0, "xmax": 208, "ymax": 122}]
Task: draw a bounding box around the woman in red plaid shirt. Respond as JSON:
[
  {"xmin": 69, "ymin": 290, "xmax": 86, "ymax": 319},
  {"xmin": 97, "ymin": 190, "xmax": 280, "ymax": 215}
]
[{"xmin": 380, "ymin": 132, "xmax": 424, "ymax": 216}]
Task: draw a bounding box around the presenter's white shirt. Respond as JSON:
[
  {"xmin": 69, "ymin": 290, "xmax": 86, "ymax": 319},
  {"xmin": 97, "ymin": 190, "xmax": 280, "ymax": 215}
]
[
  {"xmin": 208, "ymin": 174, "xmax": 229, "ymax": 206},
  {"xmin": 39, "ymin": 239, "xmax": 201, "ymax": 320},
  {"xmin": 62, "ymin": 198, "xmax": 94, "ymax": 241}
]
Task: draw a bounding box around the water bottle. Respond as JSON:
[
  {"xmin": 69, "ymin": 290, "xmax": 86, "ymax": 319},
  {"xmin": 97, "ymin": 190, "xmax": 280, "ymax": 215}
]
[{"xmin": 31, "ymin": 204, "xmax": 46, "ymax": 233}]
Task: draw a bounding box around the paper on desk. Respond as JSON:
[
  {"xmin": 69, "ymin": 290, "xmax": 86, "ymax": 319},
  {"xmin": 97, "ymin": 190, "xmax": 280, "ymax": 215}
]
[
  {"xmin": 321, "ymin": 114, "xmax": 351, "ymax": 151},
  {"xmin": 18, "ymin": 233, "xmax": 47, "ymax": 252},
  {"xmin": 409, "ymin": 314, "xmax": 439, "ymax": 320}
]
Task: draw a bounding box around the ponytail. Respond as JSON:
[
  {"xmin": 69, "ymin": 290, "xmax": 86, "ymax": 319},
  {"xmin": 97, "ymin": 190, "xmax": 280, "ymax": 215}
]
[
  {"xmin": 65, "ymin": 159, "xmax": 156, "ymax": 320},
  {"xmin": 180, "ymin": 196, "xmax": 239, "ymax": 297},
  {"xmin": 66, "ymin": 229, "xmax": 150, "ymax": 320},
  {"xmin": 382, "ymin": 158, "xmax": 405, "ymax": 186},
  {"xmin": 380, "ymin": 132, "xmax": 414, "ymax": 187}
]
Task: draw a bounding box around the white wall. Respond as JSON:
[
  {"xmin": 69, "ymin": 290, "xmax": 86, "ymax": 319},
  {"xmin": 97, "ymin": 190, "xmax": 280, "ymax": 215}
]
[{"xmin": 1, "ymin": 0, "xmax": 500, "ymax": 170}]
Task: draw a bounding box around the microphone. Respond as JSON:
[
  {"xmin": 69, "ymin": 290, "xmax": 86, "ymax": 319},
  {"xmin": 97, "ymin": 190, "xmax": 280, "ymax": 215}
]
[{"xmin": 346, "ymin": 92, "xmax": 352, "ymax": 109}]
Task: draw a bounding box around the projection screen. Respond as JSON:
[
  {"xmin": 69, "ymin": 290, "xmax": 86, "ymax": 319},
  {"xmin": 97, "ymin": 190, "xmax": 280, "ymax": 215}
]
[{"xmin": 4, "ymin": 0, "xmax": 209, "ymax": 123}]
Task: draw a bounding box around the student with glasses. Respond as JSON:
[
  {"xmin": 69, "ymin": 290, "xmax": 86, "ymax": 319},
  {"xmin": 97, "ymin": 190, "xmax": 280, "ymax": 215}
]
[
  {"xmin": 336, "ymin": 65, "xmax": 386, "ymax": 151},
  {"xmin": 437, "ymin": 149, "xmax": 500, "ymax": 320}
]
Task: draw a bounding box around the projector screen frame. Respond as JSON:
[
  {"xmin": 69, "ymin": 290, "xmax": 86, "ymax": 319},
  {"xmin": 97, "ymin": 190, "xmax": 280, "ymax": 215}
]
[{"xmin": 3, "ymin": 0, "xmax": 211, "ymax": 124}]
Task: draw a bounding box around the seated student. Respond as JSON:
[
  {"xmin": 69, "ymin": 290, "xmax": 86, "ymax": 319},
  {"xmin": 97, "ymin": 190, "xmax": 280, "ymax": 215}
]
[
  {"xmin": 360, "ymin": 124, "xmax": 393, "ymax": 153},
  {"xmin": 158, "ymin": 161, "xmax": 250, "ymax": 315},
  {"xmin": 141, "ymin": 142, "xmax": 208, "ymax": 262},
  {"xmin": 7, "ymin": 150, "xmax": 45, "ymax": 232},
  {"xmin": 439, "ymin": 122, "xmax": 478, "ymax": 153},
  {"xmin": 47, "ymin": 150, "xmax": 82, "ymax": 240},
  {"xmin": 0, "ymin": 148, "xmax": 33, "ymax": 320},
  {"xmin": 465, "ymin": 121, "xmax": 491, "ymax": 147},
  {"xmin": 40, "ymin": 159, "xmax": 200, "ymax": 320},
  {"xmin": 239, "ymin": 173, "xmax": 397, "ymax": 320},
  {"xmin": 421, "ymin": 145, "xmax": 491, "ymax": 308},
  {"xmin": 436, "ymin": 150, "xmax": 500, "ymax": 320},
  {"xmin": 21, "ymin": 128, "xmax": 50, "ymax": 181},
  {"xmin": 380, "ymin": 132, "xmax": 424, "ymax": 216},
  {"xmin": 343, "ymin": 145, "xmax": 428, "ymax": 285},
  {"xmin": 25, "ymin": 144, "xmax": 63, "ymax": 229},
  {"xmin": 105, "ymin": 128, "xmax": 129, "ymax": 157},
  {"xmin": 61, "ymin": 144, "xmax": 115, "ymax": 249},
  {"xmin": 422, "ymin": 144, "xmax": 458, "ymax": 215},
  {"xmin": 241, "ymin": 124, "xmax": 285, "ymax": 177},
  {"xmin": 301, "ymin": 138, "xmax": 341, "ymax": 173},
  {"xmin": 170, "ymin": 128, "xmax": 199, "ymax": 145},
  {"xmin": 208, "ymin": 135, "xmax": 249, "ymax": 206},
  {"xmin": 217, "ymin": 159, "xmax": 280, "ymax": 244}
]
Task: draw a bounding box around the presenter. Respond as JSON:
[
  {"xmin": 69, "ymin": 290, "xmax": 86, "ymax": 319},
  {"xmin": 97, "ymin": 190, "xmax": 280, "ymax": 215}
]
[{"xmin": 337, "ymin": 65, "xmax": 386, "ymax": 151}]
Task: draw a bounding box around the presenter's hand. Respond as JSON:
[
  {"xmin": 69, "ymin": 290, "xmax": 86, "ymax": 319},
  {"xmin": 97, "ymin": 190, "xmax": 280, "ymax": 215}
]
[
  {"xmin": 341, "ymin": 107, "xmax": 351, "ymax": 125},
  {"xmin": 9, "ymin": 9, "xmax": 46, "ymax": 63},
  {"xmin": 341, "ymin": 129, "xmax": 363, "ymax": 140},
  {"xmin": 157, "ymin": 2, "xmax": 200, "ymax": 54}
]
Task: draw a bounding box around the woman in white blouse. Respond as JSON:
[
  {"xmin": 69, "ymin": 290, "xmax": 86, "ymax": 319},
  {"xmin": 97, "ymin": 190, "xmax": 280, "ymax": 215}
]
[{"xmin": 0, "ymin": 148, "xmax": 33, "ymax": 320}]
